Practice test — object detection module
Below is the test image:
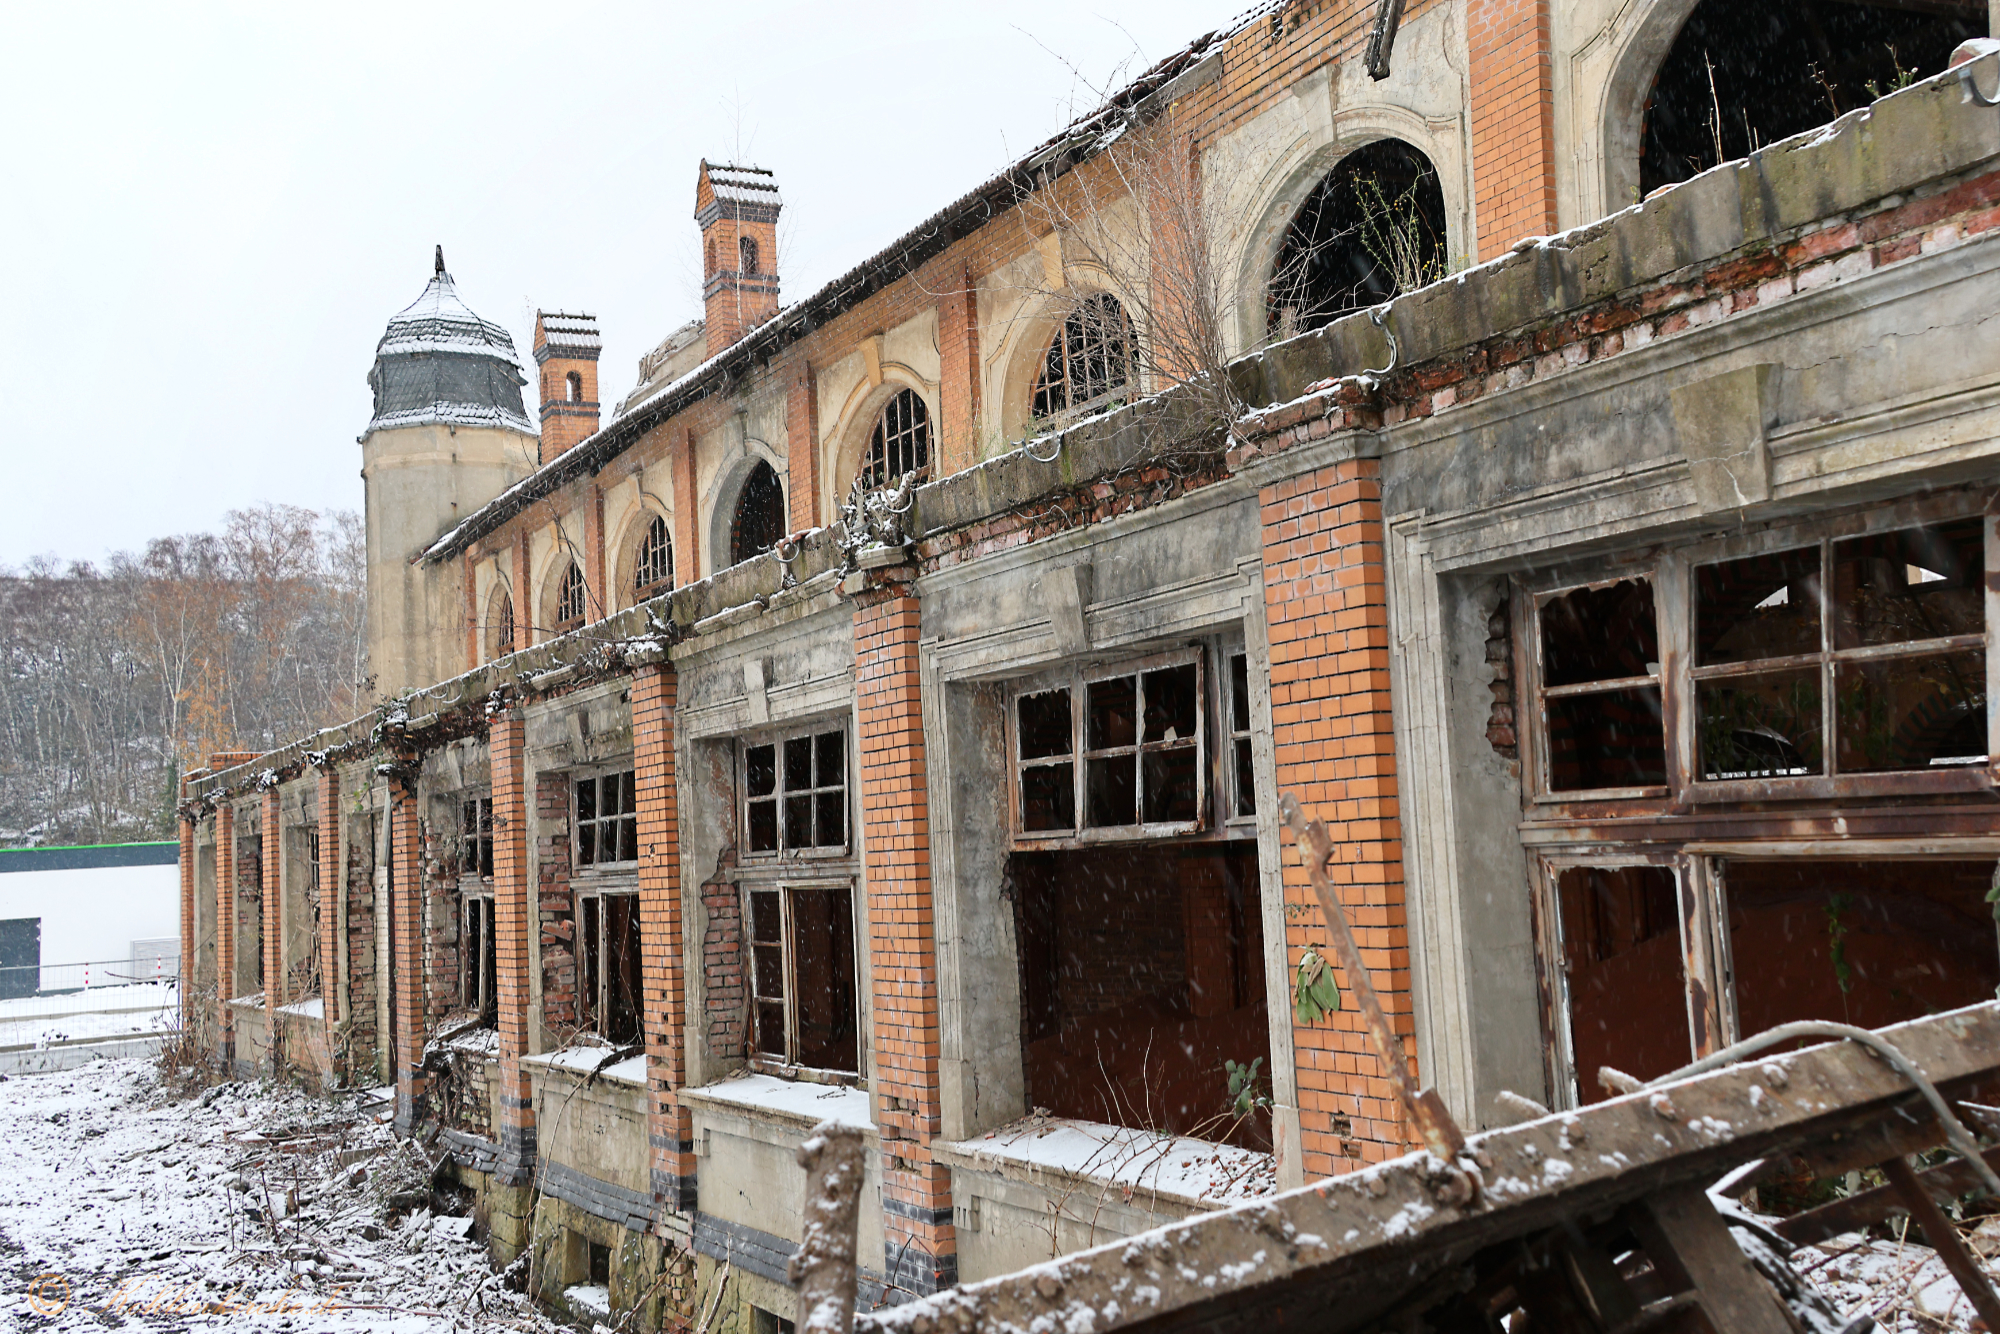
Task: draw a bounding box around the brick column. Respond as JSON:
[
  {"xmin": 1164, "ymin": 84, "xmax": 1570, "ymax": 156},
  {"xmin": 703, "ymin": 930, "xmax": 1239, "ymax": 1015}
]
[
  {"xmin": 489, "ymin": 709, "xmax": 537, "ymax": 1258},
  {"xmin": 1259, "ymin": 458, "xmax": 1413, "ymax": 1178},
  {"xmin": 853, "ymin": 579, "xmax": 956, "ymax": 1295},
  {"xmin": 584, "ymin": 481, "xmax": 607, "ymax": 621},
  {"xmin": 786, "ymin": 365, "xmax": 822, "ymax": 533},
  {"xmin": 936, "ymin": 270, "xmax": 981, "ymax": 477},
  {"xmin": 673, "ymin": 428, "xmax": 700, "ymax": 584},
  {"xmin": 1469, "ymin": 0, "xmax": 1559, "ymax": 260},
  {"xmin": 215, "ymin": 802, "xmax": 236, "ymax": 1063},
  {"xmin": 463, "ymin": 553, "xmax": 481, "ymax": 669},
  {"xmin": 262, "ymin": 788, "xmax": 283, "ymax": 1070},
  {"xmin": 510, "ymin": 533, "xmax": 532, "ymax": 649},
  {"xmin": 178, "ymin": 814, "xmax": 196, "ymax": 1023},
  {"xmin": 390, "ymin": 783, "xmax": 427, "ymax": 1134},
  {"xmin": 316, "ymin": 765, "xmax": 344, "ymax": 1026},
  {"xmin": 633, "ymin": 664, "xmax": 696, "ymax": 1217}
]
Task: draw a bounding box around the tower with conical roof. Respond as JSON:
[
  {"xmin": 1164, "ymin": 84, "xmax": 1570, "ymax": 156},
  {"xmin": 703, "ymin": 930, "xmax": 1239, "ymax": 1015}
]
[{"xmin": 360, "ymin": 249, "xmax": 538, "ymax": 697}]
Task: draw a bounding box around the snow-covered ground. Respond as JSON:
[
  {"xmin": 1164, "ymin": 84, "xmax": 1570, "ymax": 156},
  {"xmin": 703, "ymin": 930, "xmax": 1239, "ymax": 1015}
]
[{"xmin": 0, "ymin": 1057, "xmax": 561, "ymax": 1331}]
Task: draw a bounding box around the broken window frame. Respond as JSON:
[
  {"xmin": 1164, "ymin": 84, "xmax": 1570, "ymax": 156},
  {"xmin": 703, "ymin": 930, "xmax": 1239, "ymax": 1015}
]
[
  {"xmin": 1225, "ymin": 650, "xmax": 1259, "ymax": 824},
  {"xmin": 1007, "ymin": 646, "xmax": 1209, "ymax": 845},
  {"xmin": 576, "ymin": 885, "xmax": 643, "ymax": 1046},
  {"xmin": 461, "ymin": 890, "xmax": 497, "ymax": 1025},
  {"xmin": 461, "ymin": 796, "xmax": 494, "ymax": 881},
  {"xmin": 739, "ymin": 725, "xmax": 849, "ymax": 862},
  {"xmin": 574, "ymin": 768, "xmax": 639, "ymax": 869},
  {"xmin": 554, "ymin": 560, "xmax": 588, "ymax": 631},
  {"xmin": 634, "ymin": 514, "xmax": 674, "ymax": 597},
  {"xmin": 743, "ymin": 877, "xmax": 863, "ymax": 1078},
  {"xmin": 1522, "ymin": 570, "xmax": 1672, "ymax": 804},
  {"xmin": 862, "ymin": 388, "xmax": 931, "ymax": 488}
]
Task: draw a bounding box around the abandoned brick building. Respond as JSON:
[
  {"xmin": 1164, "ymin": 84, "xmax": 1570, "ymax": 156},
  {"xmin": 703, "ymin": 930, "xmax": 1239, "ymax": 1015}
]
[{"xmin": 177, "ymin": 0, "xmax": 2000, "ymax": 1327}]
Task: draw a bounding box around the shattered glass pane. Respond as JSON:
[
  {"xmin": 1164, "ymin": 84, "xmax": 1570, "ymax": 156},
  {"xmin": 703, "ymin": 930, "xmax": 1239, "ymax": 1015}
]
[
  {"xmin": 750, "ymin": 890, "xmax": 781, "ymax": 946},
  {"xmin": 575, "ymin": 777, "xmax": 597, "ymax": 823},
  {"xmin": 746, "ymin": 745, "xmax": 776, "ymax": 798},
  {"xmin": 577, "ymin": 823, "xmax": 596, "ymax": 867},
  {"xmin": 1546, "ymin": 686, "xmax": 1667, "ymax": 790},
  {"xmin": 1234, "ymin": 738, "xmax": 1256, "ymax": 817},
  {"xmin": 1230, "ymin": 655, "xmax": 1250, "ymax": 733},
  {"xmin": 1833, "ymin": 519, "xmax": 1983, "ymax": 649},
  {"xmin": 1018, "ymin": 690, "xmax": 1072, "ymax": 760},
  {"xmin": 1540, "ymin": 580, "xmax": 1658, "ymax": 687},
  {"xmin": 1085, "ymin": 755, "xmax": 1135, "ymax": 827},
  {"xmin": 784, "ymin": 736, "xmax": 812, "ymax": 792},
  {"xmin": 1698, "ymin": 669, "xmax": 1823, "ymax": 780},
  {"xmin": 748, "ymin": 799, "xmax": 777, "ymax": 854},
  {"xmin": 1696, "ymin": 546, "xmax": 1821, "ymax": 666},
  {"xmin": 1021, "ymin": 763, "xmax": 1074, "ymax": 832},
  {"xmin": 785, "ymin": 795, "xmax": 812, "ymax": 851},
  {"xmin": 1836, "ymin": 650, "xmax": 1986, "ymax": 773},
  {"xmin": 815, "ymin": 731, "xmax": 844, "ymax": 788},
  {"xmin": 1142, "ymin": 748, "xmax": 1198, "ymax": 824},
  {"xmin": 1142, "ymin": 664, "xmax": 1198, "ymax": 743},
  {"xmin": 815, "ymin": 791, "xmax": 844, "ymax": 847},
  {"xmin": 1087, "ymin": 677, "xmax": 1137, "ymax": 751}
]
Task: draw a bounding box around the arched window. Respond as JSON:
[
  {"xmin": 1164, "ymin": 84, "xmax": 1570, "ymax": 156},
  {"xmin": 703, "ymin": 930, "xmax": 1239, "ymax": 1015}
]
[
  {"xmin": 739, "ymin": 236, "xmax": 759, "ymax": 276},
  {"xmin": 491, "ymin": 592, "xmax": 515, "ymax": 658},
  {"xmin": 730, "ymin": 461, "xmax": 787, "ymax": 567},
  {"xmin": 1640, "ymin": 1, "xmax": 1979, "ymax": 197},
  {"xmin": 555, "ymin": 561, "xmax": 587, "ymax": 629},
  {"xmin": 1032, "ymin": 293, "xmax": 1130, "ymax": 420},
  {"xmin": 635, "ymin": 514, "xmax": 674, "ymax": 594},
  {"xmin": 864, "ymin": 388, "xmax": 931, "ymax": 487},
  {"xmin": 566, "ymin": 371, "xmax": 582, "ymax": 402},
  {"xmin": 1268, "ymin": 139, "xmax": 1445, "ymax": 338},
  {"xmin": 705, "ymin": 236, "xmax": 715, "ymax": 274}
]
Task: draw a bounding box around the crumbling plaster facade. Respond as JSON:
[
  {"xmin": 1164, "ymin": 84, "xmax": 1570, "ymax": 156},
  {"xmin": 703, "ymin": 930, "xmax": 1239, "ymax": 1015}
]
[{"xmin": 179, "ymin": 3, "xmax": 2000, "ymax": 1328}]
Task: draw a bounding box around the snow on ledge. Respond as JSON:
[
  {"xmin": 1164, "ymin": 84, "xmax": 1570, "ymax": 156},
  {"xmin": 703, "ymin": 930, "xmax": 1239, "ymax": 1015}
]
[
  {"xmin": 679, "ymin": 1072, "xmax": 874, "ymax": 1130},
  {"xmin": 274, "ymin": 996, "xmax": 323, "ymax": 1020},
  {"xmin": 522, "ymin": 1045, "xmax": 648, "ymax": 1086},
  {"xmin": 937, "ymin": 1116, "xmax": 1277, "ymax": 1209}
]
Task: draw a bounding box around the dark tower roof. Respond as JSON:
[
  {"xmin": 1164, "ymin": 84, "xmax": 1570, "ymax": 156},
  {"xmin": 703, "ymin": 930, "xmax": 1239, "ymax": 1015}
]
[{"xmin": 362, "ymin": 255, "xmax": 534, "ymax": 442}]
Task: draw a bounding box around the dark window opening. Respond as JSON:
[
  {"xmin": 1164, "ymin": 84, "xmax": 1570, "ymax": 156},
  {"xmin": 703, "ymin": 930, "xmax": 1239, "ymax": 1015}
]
[
  {"xmin": 1011, "ymin": 843, "xmax": 1270, "ymax": 1149},
  {"xmin": 1229, "ymin": 653, "xmax": 1256, "ymax": 818},
  {"xmin": 740, "ymin": 235, "xmax": 759, "ymax": 276},
  {"xmin": 462, "ymin": 797, "xmax": 494, "ymax": 879},
  {"xmin": 1724, "ymin": 859, "xmax": 2000, "ymax": 1038},
  {"xmin": 752, "ymin": 1307, "xmax": 797, "ymax": 1334},
  {"xmin": 1537, "ymin": 580, "xmax": 1667, "ymax": 792},
  {"xmin": 555, "ymin": 561, "xmax": 587, "ymax": 629},
  {"xmin": 748, "ymin": 884, "xmax": 859, "ymax": 1073},
  {"xmin": 1032, "ymin": 293, "xmax": 1131, "ymax": 419},
  {"xmin": 1555, "ymin": 866, "xmax": 1690, "ymax": 1104},
  {"xmin": 1640, "ymin": 1, "xmax": 1982, "ymax": 198},
  {"xmin": 744, "ymin": 730, "xmax": 846, "ymax": 857},
  {"xmin": 492, "ymin": 592, "xmax": 514, "ymax": 657},
  {"xmin": 588, "ymin": 1241, "xmax": 611, "ymax": 1286},
  {"xmin": 462, "ymin": 893, "xmax": 496, "ymax": 1024},
  {"xmin": 730, "ymin": 460, "xmax": 787, "ymax": 566},
  {"xmin": 580, "ymin": 891, "xmax": 643, "ymax": 1045},
  {"xmin": 864, "ymin": 388, "xmax": 931, "ymax": 487},
  {"xmin": 565, "ymin": 370, "xmax": 582, "ymax": 403},
  {"xmin": 576, "ymin": 771, "xmax": 637, "ymax": 867},
  {"xmin": 635, "ymin": 514, "xmax": 674, "ymax": 594},
  {"xmin": 1267, "ymin": 138, "xmax": 1446, "ymax": 339}
]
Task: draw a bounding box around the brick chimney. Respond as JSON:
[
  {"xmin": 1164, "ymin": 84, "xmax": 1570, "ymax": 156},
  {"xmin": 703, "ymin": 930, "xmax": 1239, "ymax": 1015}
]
[
  {"xmin": 533, "ymin": 311, "xmax": 602, "ymax": 463},
  {"xmin": 696, "ymin": 161, "xmax": 782, "ymax": 358}
]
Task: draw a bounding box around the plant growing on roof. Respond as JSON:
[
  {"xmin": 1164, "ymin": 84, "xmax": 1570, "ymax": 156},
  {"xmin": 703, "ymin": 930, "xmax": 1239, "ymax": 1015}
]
[{"xmin": 1294, "ymin": 947, "xmax": 1340, "ymax": 1025}]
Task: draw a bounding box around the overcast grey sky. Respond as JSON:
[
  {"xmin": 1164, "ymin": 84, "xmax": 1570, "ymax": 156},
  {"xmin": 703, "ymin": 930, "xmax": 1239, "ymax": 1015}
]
[{"xmin": 0, "ymin": 1, "xmax": 1238, "ymax": 568}]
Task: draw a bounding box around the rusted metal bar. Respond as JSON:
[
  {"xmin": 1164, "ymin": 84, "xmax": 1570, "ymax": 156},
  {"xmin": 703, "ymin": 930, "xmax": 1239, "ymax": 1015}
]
[
  {"xmin": 1778, "ymin": 1143, "xmax": 2000, "ymax": 1245},
  {"xmin": 1880, "ymin": 1154, "xmax": 2000, "ymax": 1330},
  {"xmin": 1279, "ymin": 792, "xmax": 1466, "ymax": 1165},
  {"xmin": 789, "ymin": 1120, "xmax": 867, "ymax": 1334}
]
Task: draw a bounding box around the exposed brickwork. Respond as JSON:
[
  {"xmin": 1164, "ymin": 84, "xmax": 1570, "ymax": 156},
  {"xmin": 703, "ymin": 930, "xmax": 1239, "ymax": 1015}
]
[
  {"xmin": 853, "ymin": 580, "xmax": 956, "ymax": 1294},
  {"xmin": 535, "ymin": 311, "xmax": 603, "ymax": 463},
  {"xmin": 391, "ymin": 786, "xmax": 427, "ymax": 1133},
  {"xmin": 785, "ymin": 367, "xmax": 821, "ymax": 534},
  {"xmin": 262, "ymin": 789, "xmax": 282, "ymax": 1070},
  {"xmin": 344, "ymin": 803, "xmax": 380, "ymax": 1081},
  {"xmin": 315, "ymin": 767, "xmax": 343, "ymax": 1030},
  {"xmin": 1260, "ymin": 458, "xmax": 1412, "ymax": 1178},
  {"xmin": 491, "ymin": 712, "xmax": 536, "ymax": 1185},
  {"xmin": 632, "ymin": 665, "xmax": 697, "ymax": 1215},
  {"xmin": 934, "ymin": 265, "xmax": 981, "ymax": 478},
  {"xmin": 698, "ymin": 163, "xmax": 782, "ymax": 357},
  {"xmin": 178, "ymin": 814, "xmax": 196, "ymax": 1024},
  {"xmin": 1469, "ymin": 0, "xmax": 1559, "ymax": 260},
  {"xmin": 214, "ymin": 802, "xmax": 235, "ymax": 1059},
  {"xmin": 537, "ymin": 771, "xmax": 578, "ymax": 1032},
  {"xmin": 673, "ymin": 427, "xmax": 700, "ymax": 584},
  {"xmin": 701, "ymin": 851, "xmax": 744, "ymax": 1060},
  {"xmin": 584, "ymin": 482, "xmax": 607, "ymax": 621},
  {"xmin": 422, "ymin": 812, "xmax": 460, "ymax": 1029}
]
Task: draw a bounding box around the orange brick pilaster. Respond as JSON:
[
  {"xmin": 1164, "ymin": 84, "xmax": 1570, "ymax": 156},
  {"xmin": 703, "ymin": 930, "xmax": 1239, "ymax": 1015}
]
[
  {"xmin": 1260, "ymin": 458, "xmax": 1413, "ymax": 1178},
  {"xmin": 1469, "ymin": 0, "xmax": 1560, "ymax": 260},
  {"xmin": 936, "ymin": 267, "xmax": 981, "ymax": 477},
  {"xmin": 853, "ymin": 578, "xmax": 957, "ymax": 1296},
  {"xmin": 585, "ymin": 481, "xmax": 607, "ymax": 621},
  {"xmin": 673, "ymin": 428, "xmax": 701, "ymax": 585},
  {"xmin": 262, "ymin": 788, "xmax": 282, "ymax": 1071},
  {"xmin": 491, "ymin": 710, "xmax": 537, "ymax": 1184},
  {"xmin": 390, "ymin": 783, "xmax": 427, "ymax": 1134},
  {"xmin": 633, "ymin": 664, "xmax": 695, "ymax": 1217},
  {"xmin": 215, "ymin": 802, "xmax": 236, "ymax": 1063},
  {"xmin": 786, "ymin": 366, "xmax": 821, "ymax": 534}
]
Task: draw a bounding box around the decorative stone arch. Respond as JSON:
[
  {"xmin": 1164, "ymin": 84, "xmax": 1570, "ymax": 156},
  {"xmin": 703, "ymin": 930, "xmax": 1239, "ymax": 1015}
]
[
  {"xmin": 991, "ymin": 277, "xmax": 1134, "ymax": 445},
  {"xmin": 1578, "ymin": 0, "xmax": 1703, "ymax": 224},
  {"xmin": 704, "ymin": 441, "xmax": 788, "ymax": 576},
  {"xmin": 1226, "ymin": 107, "xmax": 1470, "ymax": 356},
  {"xmin": 825, "ymin": 369, "xmax": 937, "ymax": 503},
  {"xmin": 609, "ymin": 503, "xmax": 674, "ymax": 611}
]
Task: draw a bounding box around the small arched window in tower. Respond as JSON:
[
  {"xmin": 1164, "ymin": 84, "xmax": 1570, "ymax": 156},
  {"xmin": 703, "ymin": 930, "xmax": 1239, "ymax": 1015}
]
[
  {"xmin": 739, "ymin": 236, "xmax": 760, "ymax": 276},
  {"xmin": 864, "ymin": 388, "xmax": 931, "ymax": 488},
  {"xmin": 555, "ymin": 561, "xmax": 587, "ymax": 629},
  {"xmin": 706, "ymin": 237, "xmax": 716, "ymax": 274},
  {"xmin": 1033, "ymin": 293, "xmax": 1130, "ymax": 420},
  {"xmin": 1267, "ymin": 139, "xmax": 1445, "ymax": 338},
  {"xmin": 730, "ymin": 461, "xmax": 787, "ymax": 567},
  {"xmin": 566, "ymin": 371, "xmax": 582, "ymax": 403},
  {"xmin": 492, "ymin": 592, "xmax": 515, "ymax": 659},
  {"xmin": 635, "ymin": 515, "xmax": 674, "ymax": 595}
]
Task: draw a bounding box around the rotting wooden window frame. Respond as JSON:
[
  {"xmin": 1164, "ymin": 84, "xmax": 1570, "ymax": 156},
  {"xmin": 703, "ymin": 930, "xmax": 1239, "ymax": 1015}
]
[
  {"xmin": 1516, "ymin": 491, "xmax": 1998, "ymax": 812},
  {"xmin": 554, "ymin": 561, "xmax": 588, "ymax": 632},
  {"xmin": 457, "ymin": 793, "xmax": 497, "ymax": 1026},
  {"xmin": 744, "ymin": 876, "xmax": 863, "ymax": 1079},
  {"xmin": 1032, "ymin": 292, "xmax": 1132, "ymax": 421},
  {"xmin": 862, "ymin": 387, "xmax": 931, "ymax": 488},
  {"xmin": 738, "ymin": 725, "xmax": 849, "ymax": 862},
  {"xmin": 1007, "ymin": 645, "xmax": 1210, "ymax": 846},
  {"xmin": 574, "ymin": 768, "xmax": 638, "ymax": 869},
  {"xmin": 577, "ymin": 886, "xmax": 642, "ymax": 1046}
]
